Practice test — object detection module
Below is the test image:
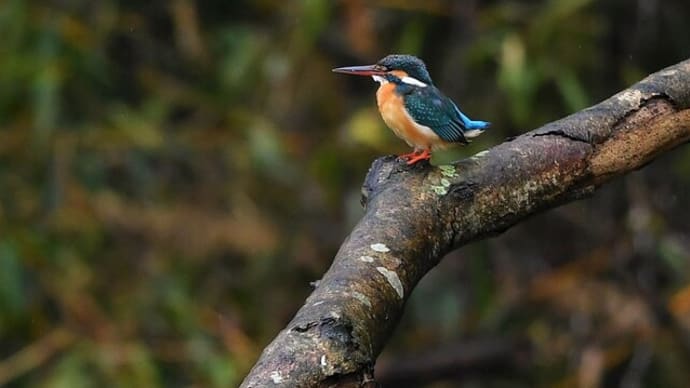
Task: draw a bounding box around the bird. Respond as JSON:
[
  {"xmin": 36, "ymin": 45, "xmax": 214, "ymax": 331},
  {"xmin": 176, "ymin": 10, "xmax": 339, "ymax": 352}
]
[{"xmin": 333, "ymin": 54, "xmax": 490, "ymax": 165}]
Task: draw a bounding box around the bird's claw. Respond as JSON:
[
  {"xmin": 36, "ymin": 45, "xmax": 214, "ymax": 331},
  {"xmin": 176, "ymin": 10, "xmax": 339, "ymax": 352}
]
[{"xmin": 398, "ymin": 149, "xmax": 431, "ymax": 165}]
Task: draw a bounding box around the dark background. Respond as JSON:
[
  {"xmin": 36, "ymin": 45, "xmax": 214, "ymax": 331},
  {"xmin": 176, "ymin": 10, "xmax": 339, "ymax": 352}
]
[{"xmin": 1, "ymin": 0, "xmax": 690, "ymax": 386}]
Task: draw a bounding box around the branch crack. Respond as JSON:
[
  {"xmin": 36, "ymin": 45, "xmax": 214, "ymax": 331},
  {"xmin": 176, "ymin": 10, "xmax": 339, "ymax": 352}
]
[{"xmin": 532, "ymin": 129, "xmax": 592, "ymax": 144}]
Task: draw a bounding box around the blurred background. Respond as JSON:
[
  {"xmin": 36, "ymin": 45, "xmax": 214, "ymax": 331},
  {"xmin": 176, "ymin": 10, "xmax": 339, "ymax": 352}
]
[{"xmin": 1, "ymin": 0, "xmax": 690, "ymax": 387}]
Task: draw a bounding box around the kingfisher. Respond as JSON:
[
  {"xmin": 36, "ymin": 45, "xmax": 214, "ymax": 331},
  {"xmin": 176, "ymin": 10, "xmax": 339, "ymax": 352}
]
[{"xmin": 333, "ymin": 54, "xmax": 490, "ymax": 164}]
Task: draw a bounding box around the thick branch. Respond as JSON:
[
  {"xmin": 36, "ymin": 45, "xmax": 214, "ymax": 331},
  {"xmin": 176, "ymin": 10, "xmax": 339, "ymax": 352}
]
[{"xmin": 242, "ymin": 59, "xmax": 690, "ymax": 387}]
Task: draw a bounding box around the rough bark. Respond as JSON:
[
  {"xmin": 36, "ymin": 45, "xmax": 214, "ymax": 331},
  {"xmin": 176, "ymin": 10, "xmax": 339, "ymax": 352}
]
[{"xmin": 241, "ymin": 59, "xmax": 690, "ymax": 387}]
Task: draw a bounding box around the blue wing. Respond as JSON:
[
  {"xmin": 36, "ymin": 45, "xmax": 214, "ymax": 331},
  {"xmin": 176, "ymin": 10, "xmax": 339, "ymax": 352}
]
[{"xmin": 400, "ymin": 85, "xmax": 470, "ymax": 144}]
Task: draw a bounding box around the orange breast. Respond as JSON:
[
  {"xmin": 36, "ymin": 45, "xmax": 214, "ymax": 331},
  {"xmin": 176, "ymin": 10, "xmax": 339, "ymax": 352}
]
[{"xmin": 375, "ymin": 83, "xmax": 447, "ymax": 151}]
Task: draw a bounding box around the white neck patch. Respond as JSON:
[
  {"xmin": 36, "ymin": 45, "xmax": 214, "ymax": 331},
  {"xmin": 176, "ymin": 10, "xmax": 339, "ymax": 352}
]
[
  {"xmin": 400, "ymin": 76, "xmax": 427, "ymax": 87},
  {"xmin": 372, "ymin": 74, "xmax": 428, "ymax": 87}
]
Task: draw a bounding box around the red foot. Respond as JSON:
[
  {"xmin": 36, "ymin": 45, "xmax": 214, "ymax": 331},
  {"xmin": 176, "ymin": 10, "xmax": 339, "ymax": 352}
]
[{"xmin": 399, "ymin": 149, "xmax": 431, "ymax": 165}]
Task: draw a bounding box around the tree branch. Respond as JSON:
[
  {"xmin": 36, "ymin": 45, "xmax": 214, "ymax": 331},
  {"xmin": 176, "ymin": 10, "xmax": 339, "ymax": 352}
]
[{"xmin": 241, "ymin": 59, "xmax": 690, "ymax": 387}]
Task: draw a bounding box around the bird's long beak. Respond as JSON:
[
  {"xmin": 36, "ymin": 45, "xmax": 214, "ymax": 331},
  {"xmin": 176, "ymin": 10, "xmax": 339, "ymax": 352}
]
[{"xmin": 332, "ymin": 64, "xmax": 385, "ymax": 76}]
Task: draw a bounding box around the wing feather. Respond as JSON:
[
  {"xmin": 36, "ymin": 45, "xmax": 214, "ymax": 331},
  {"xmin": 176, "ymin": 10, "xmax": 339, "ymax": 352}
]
[{"xmin": 400, "ymin": 86, "xmax": 469, "ymax": 144}]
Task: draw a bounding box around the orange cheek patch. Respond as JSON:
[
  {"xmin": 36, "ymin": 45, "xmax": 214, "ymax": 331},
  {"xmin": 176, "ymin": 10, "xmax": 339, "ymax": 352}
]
[{"xmin": 389, "ymin": 70, "xmax": 408, "ymax": 79}]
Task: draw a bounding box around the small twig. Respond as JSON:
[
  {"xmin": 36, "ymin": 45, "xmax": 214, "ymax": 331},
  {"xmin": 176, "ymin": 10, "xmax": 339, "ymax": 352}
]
[{"xmin": 0, "ymin": 327, "xmax": 75, "ymax": 386}]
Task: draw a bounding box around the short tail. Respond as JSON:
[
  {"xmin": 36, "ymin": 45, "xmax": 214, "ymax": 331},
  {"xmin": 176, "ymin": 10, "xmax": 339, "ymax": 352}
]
[
  {"xmin": 461, "ymin": 118, "xmax": 490, "ymax": 139},
  {"xmin": 454, "ymin": 105, "xmax": 491, "ymax": 132},
  {"xmin": 466, "ymin": 120, "xmax": 490, "ymax": 130}
]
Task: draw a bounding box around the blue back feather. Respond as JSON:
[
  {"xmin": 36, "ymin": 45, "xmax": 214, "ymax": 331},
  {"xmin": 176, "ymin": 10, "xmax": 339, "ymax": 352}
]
[{"xmin": 398, "ymin": 83, "xmax": 482, "ymax": 143}]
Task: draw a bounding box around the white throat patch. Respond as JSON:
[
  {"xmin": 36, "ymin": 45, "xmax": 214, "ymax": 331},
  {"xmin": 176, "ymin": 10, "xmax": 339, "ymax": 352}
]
[{"xmin": 372, "ymin": 75, "xmax": 387, "ymax": 84}]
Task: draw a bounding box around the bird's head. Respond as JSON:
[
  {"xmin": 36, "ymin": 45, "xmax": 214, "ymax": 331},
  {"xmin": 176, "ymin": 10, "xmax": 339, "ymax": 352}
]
[{"xmin": 332, "ymin": 54, "xmax": 433, "ymax": 87}]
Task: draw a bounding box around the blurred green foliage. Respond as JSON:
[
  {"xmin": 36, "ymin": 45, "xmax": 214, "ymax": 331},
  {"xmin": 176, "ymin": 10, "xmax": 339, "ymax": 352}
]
[{"xmin": 1, "ymin": 0, "xmax": 690, "ymax": 386}]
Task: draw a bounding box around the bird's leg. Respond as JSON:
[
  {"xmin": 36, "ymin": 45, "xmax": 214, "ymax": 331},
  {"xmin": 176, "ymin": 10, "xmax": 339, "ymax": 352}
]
[
  {"xmin": 398, "ymin": 150, "xmax": 422, "ymax": 161},
  {"xmin": 404, "ymin": 149, "xmax": 431, "ymax": 165}
]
